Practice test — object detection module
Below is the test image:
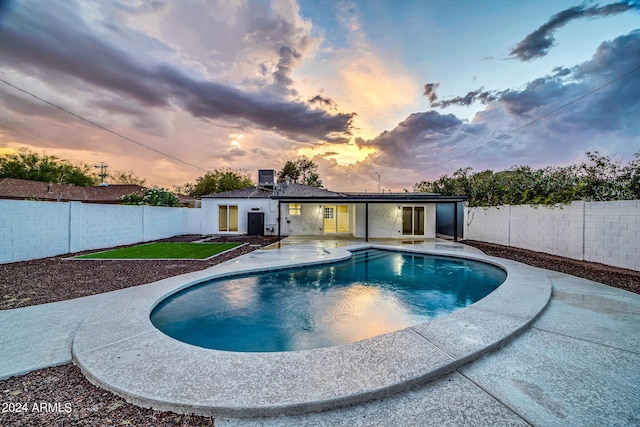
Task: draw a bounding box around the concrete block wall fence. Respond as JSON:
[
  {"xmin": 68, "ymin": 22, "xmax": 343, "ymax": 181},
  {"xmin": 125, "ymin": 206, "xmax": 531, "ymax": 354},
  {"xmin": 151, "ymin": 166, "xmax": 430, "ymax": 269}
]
[
  {"xmin": 0, "ymin": 200, "xmax": 205, "ymax": 264},
  {"xmin": 464, "ymin": 200, "xmax": 640, "ymax": 272},
  {"xmin": 0, "ymin": 200, "xmax": 71, "ymax": 263},
  {"xmin": 2, "ymin": 198, "xmax": 638, "ymax": 271}
]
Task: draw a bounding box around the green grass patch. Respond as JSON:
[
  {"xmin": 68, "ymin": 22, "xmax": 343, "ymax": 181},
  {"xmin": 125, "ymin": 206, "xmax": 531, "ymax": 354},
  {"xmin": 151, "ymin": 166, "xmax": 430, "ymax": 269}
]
[{"xmin": 76, "ymin": 242, "xmax": 243, "ymax": 260}]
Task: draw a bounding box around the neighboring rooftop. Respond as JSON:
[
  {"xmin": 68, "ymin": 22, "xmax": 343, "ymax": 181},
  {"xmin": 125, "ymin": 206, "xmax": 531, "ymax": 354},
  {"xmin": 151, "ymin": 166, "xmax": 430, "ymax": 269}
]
[
  {"xmin": 0, "ymin": 178, "xmax": 197, "ymax": 206},
  {"xmin": 0, "ymin": 178, "xmax": 146, "ymax": 203}
]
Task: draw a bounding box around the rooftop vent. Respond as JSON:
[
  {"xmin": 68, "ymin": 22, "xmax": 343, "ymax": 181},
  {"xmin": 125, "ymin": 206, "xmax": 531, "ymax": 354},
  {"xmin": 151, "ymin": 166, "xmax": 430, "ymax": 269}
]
[{"xmin": 258, "ymin": 169, "xmax": 276, "ymax": 189}]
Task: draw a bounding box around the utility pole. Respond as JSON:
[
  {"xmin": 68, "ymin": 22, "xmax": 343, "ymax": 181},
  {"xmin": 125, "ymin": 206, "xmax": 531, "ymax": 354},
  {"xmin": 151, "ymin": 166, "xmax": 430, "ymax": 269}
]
[
  {"xmin": 375, "ymin": 172, "xmax": 380, "ymax": 193},
  {"xmin": 95, "ymin": 162, "xmax": 108, "ymax": 184}
]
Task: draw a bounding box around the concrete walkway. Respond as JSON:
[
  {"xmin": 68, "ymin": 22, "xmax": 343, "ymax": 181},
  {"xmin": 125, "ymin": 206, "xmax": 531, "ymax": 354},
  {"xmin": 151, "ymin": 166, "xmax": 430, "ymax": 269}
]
[
  {"xmin": 1, "ymin": 239, "xmax": 639, "ymax": 425},
  {"xmin": 0, "ymin": 292, "xmax": 110, "ymax": 379},
  {"xmin": 216, "ymin": 269, "xmax": 640, "ymax": 426}
]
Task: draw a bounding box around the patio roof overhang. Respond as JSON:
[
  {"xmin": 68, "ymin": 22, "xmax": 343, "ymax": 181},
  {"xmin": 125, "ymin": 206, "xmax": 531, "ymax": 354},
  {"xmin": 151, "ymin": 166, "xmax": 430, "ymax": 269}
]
[
  {"xmin": 272, "ymin": 194, "xmax": 467, "ymax": 242},
  {"xmin": 271, "ymin": 194, "xmax": 468, "ymax": 203}
]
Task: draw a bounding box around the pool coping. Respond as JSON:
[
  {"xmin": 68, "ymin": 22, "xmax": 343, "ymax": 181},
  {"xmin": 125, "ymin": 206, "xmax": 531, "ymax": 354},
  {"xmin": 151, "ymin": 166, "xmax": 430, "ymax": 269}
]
[{"xmin": 71, "ymin": 243, "xmax": 552, "ymax": 418}]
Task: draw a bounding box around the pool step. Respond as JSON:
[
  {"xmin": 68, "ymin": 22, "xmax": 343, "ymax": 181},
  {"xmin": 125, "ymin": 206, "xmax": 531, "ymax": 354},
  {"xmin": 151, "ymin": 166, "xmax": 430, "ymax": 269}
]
[{"xmin": 350, "ymin": 249, "xmax": 394, "ymax": 263}]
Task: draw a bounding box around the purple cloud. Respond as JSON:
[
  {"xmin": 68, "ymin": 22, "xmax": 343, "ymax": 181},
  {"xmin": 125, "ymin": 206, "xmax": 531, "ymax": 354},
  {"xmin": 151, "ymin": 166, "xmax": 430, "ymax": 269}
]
[
  {"xmin": 423, "ymin": 83, "xmax": 440, "ymax": 104},
  {"xmin": 360, "ymin": 30, "xmax": 640, "ymax": 182},
  {"xmin": 431, "ymin": 88, "xmax": 499, "ymax": 109},
  {"xmin": 0, "ymin": 0, "xmax": 353, "ymax": 143},
  {"xmin": 510, "ymin": 1, "xmax": 640, "ymax": 61}
]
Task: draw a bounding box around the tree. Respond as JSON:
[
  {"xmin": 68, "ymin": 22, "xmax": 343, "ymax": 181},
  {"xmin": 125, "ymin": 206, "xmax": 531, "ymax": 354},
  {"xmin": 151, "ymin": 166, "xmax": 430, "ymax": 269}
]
[
  {"xmin": 119, "ymin": 187, "xmax": 180, "ymax": 207},
  {"xmin": 277, "ymin": 158, "xmax": 323, "ymax": 187},
  {"xmin": 411, "ymin": 150, "xmax": 640, "ymax": 207},
  {"xmin": 620, "ymin": 152, "xmax": 640, "ymax": 199},
  {"xmin": 0, "ymin": 148, "xmax": 96, "ymax": 186},
  {"xmin": 578, "ymin": 151, "xmax": 626, "ymax": 201},
  {"xmin": 277, "ymin": 161, "xmax": 300, "ymax": 184},
  {"xmin": 109, "ymin": 170, "xmax": 146, "ymax": 185},
  {"xmin": 182, "ymin": 169, "xmax": 254, "ymax": 197}
]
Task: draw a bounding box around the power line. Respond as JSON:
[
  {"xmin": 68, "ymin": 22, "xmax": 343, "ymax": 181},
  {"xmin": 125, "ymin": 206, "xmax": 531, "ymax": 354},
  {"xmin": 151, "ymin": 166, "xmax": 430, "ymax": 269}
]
[
  {"xmin": 406, "ymin": 64, "xmax": 640, "ymax": 177},
  {"xmin": 0, "ymin": 78, "xmax": 210, "ymax": 173}
]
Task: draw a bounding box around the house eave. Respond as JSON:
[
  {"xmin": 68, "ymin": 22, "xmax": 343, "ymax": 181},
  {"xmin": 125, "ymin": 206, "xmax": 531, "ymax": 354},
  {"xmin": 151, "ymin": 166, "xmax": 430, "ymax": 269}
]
[{"xmin": 271, "ymin": 195, "xmax": 468, "ymax": 203}]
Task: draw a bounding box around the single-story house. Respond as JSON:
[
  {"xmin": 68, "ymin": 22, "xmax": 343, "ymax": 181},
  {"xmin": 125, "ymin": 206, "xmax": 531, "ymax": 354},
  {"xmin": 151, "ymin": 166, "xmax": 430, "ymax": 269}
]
[{"xmin": 202, "ymin": 171, "xmax": 467, "ymax": 241}]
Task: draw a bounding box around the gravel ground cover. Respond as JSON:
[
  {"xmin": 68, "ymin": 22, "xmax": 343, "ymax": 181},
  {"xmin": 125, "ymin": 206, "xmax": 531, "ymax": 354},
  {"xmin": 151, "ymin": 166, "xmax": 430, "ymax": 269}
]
[
  {"xmin": 1, "ymin": 237, "xmax": 638, "ymax": 426},
  {"xmin": 462, "ymin": 240, "xmax": 640, "ymax": 295},
  {"xmin": 1, "ymin": 235, "xmax": 278, "ymax": 310}
]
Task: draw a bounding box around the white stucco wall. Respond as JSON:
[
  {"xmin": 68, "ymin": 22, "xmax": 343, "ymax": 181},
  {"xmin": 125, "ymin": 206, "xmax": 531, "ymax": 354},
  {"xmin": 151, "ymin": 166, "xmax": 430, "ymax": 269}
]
[
  {"xmin": 464, "ymin": 200, "xmax": 640, "ymax": 271},
  {"xmin": 353, "ymin": 203, "xmax": 436, "ymax": 239},
  {"xmin": 280, "ymin": 203, "xmax": 437, "ymax": 238},
  {"xmin": 200, "ymin": 198, "xmax": 277, "ymax": 235},
  {"xmin": 283, "ymin": 203, "xmax": 325, "ymax": 235}
]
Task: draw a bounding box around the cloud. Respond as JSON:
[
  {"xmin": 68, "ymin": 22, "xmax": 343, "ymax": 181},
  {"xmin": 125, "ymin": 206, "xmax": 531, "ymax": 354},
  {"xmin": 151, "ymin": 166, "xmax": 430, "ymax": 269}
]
[
  {"xmin": 499, "ymin": 30, "xmax": 640, "ymax": 125},
  {"xmin": 312, "ymin": 155, "xmax": 377, "ymax": 192},
  {"xmin": 565, "ymin": 30, "xmax": 640, "ymax": 132},
  {"xmin": 299, "ymin": 1, "xmax": 420, "ymax": 140},
  {"xmin": 497, "ymin": 78, "xmax": 568, "ymax": 116},
  {"xmin": 155, "ymin": 66, "xmax": 354, "ymax": 143},
  {"xmin": 308, "ymin": 95, "xmax": 337, "ymax": 110},
  {"xmin": 2, "ymin": 1, "xmax": 638, "ymax": 193},
  {"xmin": 218, "ymin": 146, "xmax": 248, "ymax": 161},
  {"xmin": 156, "ymin": 0, "xmax": 319, "ymax": 92},
  {"xmin": 510, "ymin": 1, "xmax": 640, "ymax": 61},
  {"xmin": 423, "ymin": 83, "xmax": 440, "ymax": 104},
  {"xmin": 358, "ymin": 111, "xmax": 477, "ymax": 171},
  {"xmin": 0, "ymin": 89, "xmax": 73, "ymax": 122},
  {"xmin": 431, "ymin": 88, "xmax": 499, "ymax": 109},
  {"xmin": 351, "ymin": 30, "xmax": 640, "ymax": 189},
  {"xmin": 552, "ymin": 66, "xmax": 572, "ymax": 77},
  {"xmin": 0, "ymin": 0, "xmax": 352, "ymax": 143},
  {"xmin": 271, "ymin": 45, "xmax": 302, "ymax": 93}
]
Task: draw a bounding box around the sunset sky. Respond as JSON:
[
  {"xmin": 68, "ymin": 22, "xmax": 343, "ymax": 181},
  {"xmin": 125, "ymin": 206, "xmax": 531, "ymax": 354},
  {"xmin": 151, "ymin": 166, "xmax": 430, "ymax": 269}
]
[{"xmin": 0, "ymin": 0, "xmax": 638, "ymax": 192}]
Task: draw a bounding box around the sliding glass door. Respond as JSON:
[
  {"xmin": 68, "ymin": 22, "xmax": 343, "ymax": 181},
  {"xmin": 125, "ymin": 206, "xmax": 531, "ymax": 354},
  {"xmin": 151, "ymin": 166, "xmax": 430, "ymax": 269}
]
[{"xmin": 402, "ymin": 206, "xmax": 424, "ymax": 236}]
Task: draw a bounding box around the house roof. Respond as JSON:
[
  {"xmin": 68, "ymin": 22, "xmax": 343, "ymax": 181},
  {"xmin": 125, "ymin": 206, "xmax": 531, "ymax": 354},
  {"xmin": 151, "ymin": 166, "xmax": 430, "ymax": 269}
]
[
  {"xmin": 206, "ymin": 187, "xmax": 273, "ymax": 199},
  {"xmin": 0, "ymin": 178, "xmax": 146, "ymax": 203},
  {"xmin": 204, "ymin": 182, "xmax": 467, "ymax": 203},
  {"xmin": 203, "ymin": 183, "xmax": 342, "ymax": 199},
  {"xmin": 273, "ymin": 193, "xmax": 468, "ymax": 203}
]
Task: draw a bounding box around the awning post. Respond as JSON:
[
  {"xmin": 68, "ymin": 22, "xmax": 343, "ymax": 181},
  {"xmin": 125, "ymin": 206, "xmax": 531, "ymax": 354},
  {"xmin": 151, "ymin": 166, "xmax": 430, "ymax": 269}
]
[
  {"xmin": 277, "ymin": 200, "xmax": 281, "ymax": 241},
  {"xmin": 365, "ymin": 202, "xmax": 369, "ymax": 242},
  {"xmin": 453, "ymin": 202, "xmax": 458, "ymax": 242}
]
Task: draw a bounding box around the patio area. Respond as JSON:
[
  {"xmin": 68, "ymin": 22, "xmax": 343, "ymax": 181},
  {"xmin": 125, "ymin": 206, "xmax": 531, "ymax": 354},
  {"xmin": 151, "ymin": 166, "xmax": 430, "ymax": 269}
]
[{"xmin": 1, "ymin": 237, "xmax": 639, "ymax": 425}]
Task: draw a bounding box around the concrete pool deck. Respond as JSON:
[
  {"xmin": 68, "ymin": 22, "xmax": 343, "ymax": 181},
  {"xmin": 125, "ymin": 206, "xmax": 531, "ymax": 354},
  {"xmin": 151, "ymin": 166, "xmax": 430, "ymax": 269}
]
[{"xmin": 1, "ymin": 238, "xmax": 639, "ymax": 425}]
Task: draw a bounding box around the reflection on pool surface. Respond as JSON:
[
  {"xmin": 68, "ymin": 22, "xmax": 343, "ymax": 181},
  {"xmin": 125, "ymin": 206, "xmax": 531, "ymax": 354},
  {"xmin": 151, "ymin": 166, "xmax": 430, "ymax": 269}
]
[{"xmin": 150, "ymin": 249, "xmax": 506, "ymax": 352}]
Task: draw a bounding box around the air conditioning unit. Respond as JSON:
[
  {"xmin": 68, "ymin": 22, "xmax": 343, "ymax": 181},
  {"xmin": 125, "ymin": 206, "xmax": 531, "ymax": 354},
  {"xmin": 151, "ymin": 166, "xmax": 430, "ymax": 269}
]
[{"xmin": 258, "ymin": 169, "xmax": 276, "ymax": 188}]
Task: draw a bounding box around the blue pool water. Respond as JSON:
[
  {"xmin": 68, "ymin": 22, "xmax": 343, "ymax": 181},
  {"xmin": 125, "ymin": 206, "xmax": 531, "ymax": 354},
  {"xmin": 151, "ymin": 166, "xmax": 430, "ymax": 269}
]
[{"xmin": 150, "ymin": 249, "xmax": 506, "ymax": 352}]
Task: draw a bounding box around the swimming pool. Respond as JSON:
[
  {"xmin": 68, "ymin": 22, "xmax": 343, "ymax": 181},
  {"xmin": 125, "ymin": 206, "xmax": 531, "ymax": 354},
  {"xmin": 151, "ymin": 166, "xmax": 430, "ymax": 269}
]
[
  {"xmin": 151, "ymin": 249, "xmax": 506, "ymax": 352},
  {"xmin": 73, "ymin": 242, "xmax": 551, "ymax": 418}
]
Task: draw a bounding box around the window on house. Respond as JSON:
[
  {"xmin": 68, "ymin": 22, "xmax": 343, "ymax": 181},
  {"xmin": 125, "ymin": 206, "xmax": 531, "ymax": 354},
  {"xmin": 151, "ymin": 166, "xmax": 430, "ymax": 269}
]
[
  {"xmin": 324, "ymin": 207, "xmax": 334, "ymax": 219},
  {"xmin": 288, "ymin": 203, "xmax": 302, "ymax": 215},
  {"xmin": 402, "ymin": 206, "xmax": 425, "ymax": 235},
  {"xmin": 218, "ymin": 205, "xmax": 238, "ymax": 232}
]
